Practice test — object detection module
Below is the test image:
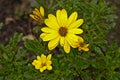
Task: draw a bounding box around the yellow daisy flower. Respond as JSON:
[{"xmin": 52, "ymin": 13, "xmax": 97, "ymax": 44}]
[
  {"xmin": 40, "ymin": 9, "xmax": 83, "ymax": 53},
  {"xmin": 76, "ymin": 37, "xmax": 89, "ymax": 51},
  {"xmin": 32, "ymin": 54, "xmax": 52, "ymax": 72},
  {"xmin": 30, "ymin": 6, "xmax": 44, "ymax": 22}
]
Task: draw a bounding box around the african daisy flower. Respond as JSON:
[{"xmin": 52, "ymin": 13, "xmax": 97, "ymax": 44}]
[
  {"xmin": 30, "ymin": 6, "xmax": 44, "ymax": 22},
  {"xmin": 32, "ymin": 54, "xmax": 52, "ymax": 72},
  {"xmin": 40, "ymin": 9, "xmax": 83, "ymax": 53},
  {"xmin": 76, "ymin": 37, "xmax": 89, "ymax": 51}
]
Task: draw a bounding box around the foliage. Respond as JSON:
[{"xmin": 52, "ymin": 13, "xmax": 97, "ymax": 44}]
[
  {"xmin": 0, "ymin": 22, "xmax": 3, "ymax": 30},
  {"xmin": 0, "ymin": 0, "xmax": 120, "ymax": 80}
]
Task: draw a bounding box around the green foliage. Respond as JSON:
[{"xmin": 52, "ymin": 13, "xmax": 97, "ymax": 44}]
[
  {"xmin": 0, "ymin": 33, "xmax": 26, "ymax": 79},
  {"xmin": 0, "ymin": 0, "xmax": 120, "ymax": 80},
  {"xmin": 0, "ymin": 22, "xmax": 3, "ymax": 30},
  {"xmin": 24, "ymin": 39, "xmax": 46, "ymax": 54}
]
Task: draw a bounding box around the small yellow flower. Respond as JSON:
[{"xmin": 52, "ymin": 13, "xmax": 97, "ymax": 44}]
[
  {"xmin": 76, "ymin": 37, "xmax": 89, "ymax": 51},
  {"xmin": 30, "ymin": 6, "xmax": 44, "ymax": 22},
  {"xmin": 32, "ymin": 54, "xmax": 52, "ymax": 72},
  {"xmin": 40, "ymin": 9, "xmax": 83, "ymax": 53}
]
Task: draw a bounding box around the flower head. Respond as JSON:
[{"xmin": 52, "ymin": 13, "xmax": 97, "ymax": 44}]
[
  {"xmin": 32, "ymin": 54, "xmax": 52, "ymax": 72},
  {"xmin": 40, "ymin": 9, "xmax": 83, "ymax": 53},
  {"xmin": 30, "ymin": 6, "xmax": 44, "ymax": 23},
  {"xmin": 76, "ymin": 37, "xmax": 89, "ymax": 51}
]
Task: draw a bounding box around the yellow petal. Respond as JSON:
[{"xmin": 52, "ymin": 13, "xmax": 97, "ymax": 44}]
[
  {"xmin": 68, "ymin": 28, "xmax": 83, "ymax": 34},
  {"xmin": 78, "ymin": 37, "xmax": 84, "ymax": 42},
  {"xmin": 83, "ymin": 48, "xmax": 89, "ymax": 51},
  {"xmin": 48, "ymin": 14, "xmax": 59, "ymax": 27},
  {"xmin": 34, "ymin": 8, "xmax": 40, "ymax": 14},
  {"xmin": 41, "ymin": 27, "xmax": 57, "ymax": 33},
  {"xmin": 41, "ymin": 54, "xmax": 46, "ymax": 63},
  {"xmin": 69, "ymin": 36, "xmax": 84, "ymax": 47},
  {"xmin": 63, "ymin": 39, "xmax": 70, "ymax": 53},
  {"xmin": 48, "ymin": 14, "xmax": 60, "ymax": 29},
  {"xmin": 47, "ymin": 54, "xmax": 52, "ymax": 60},
  {"xmin": 60, "ymin": 37, "xmax": 65, "ymax": 46},
  {"xmin": 47, "ymin": 66, "xmax": 52, "ymax": 70},
  {"xmin": 40, "ymin": 68, "xmax": 44, "ymax": 72},
  {"xmin": 86, "ymin": 44, "xmax": 89, "ymax": 47},
  {"xmin": 34, "ymin": 15, "xmax": 41, "ymax": 21},
  {"xmin": 61, "ymin": 9, "xmax": 68, "ymax": 26},
  {"xmin": 82, "ymin": 44, "xmax": 89, "ymax": 51},
  {"xmin": 65, "ymin": 34, "xmax": 80, "ymax": 48},
  {"xmin": 66, "ymin": 12, "xmax": 78, "ymax": 27},
  {"xmin": 66, "ymin": 34, "xmax": 79, "ymax": 42},
  {"xmin": 48, "ymin": 37, "xmax": 60, "ymax": 50},
  {"xmin": 45, "ymin": 14, "xmax": 59, "ymax": 30},
  {"xmin": 37, "ymin": 56, "xmax": 41, "ymax": 60},
  {"xmin": 42, "ymin": 66, "xmax": 47, "ymax": 70},
  {"xmin": 69, "ymin": 19, "xmax": 83, "ymax": 29},
  {"xmin": 56, "ymin": 10, "xmax": 62, "ymax": 26},
  {"xmin": 78, "ymin": 47, "xmax": 82, "ymax": 51},
  {"xmin": 66, "ymin": 38, "xmax": 78, "ymax": 48},
  {"xmin": 32, "ymin": 60, "xmax": 37, "ymax": 66},
  {"xmin": 42, "ymin": 33, "xmax": 59, "ymax": 41},
  {"xmin": 40, "ymin": 33, "xmax": 47, "ymax": 39},
  {"xmin": 29, "ymin": 14, "xmax": 38, "ymax": 21},
  {"xmin": 47, "ymin": 61, "xmax": 52, "ymax": 65},
  {"xmin": 40, "ymin": 6, "xmax": 44, "ymax": 17},
  {"xmin": 35, "ymin": 65, "xmax": 41, "ymax": 69},
  {"xmin": 33, "ymin": 9, "xmax": 42, "ymax": 18}
]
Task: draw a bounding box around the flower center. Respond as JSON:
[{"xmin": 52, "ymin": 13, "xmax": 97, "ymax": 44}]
[
  {"xmin": 59, "ymin": 27, "xmax": 68, "ymax": 36},
  {"xmin": 41, "ymin": 63, "xmax": 46, "ymax": 67},
  {"xmin": 79, "ymin": 43, "xmax": 85, "ymax": 47}
]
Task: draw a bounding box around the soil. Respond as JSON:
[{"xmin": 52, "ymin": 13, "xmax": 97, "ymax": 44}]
[
  {"xmin": 0, "ymin": 0, "xmax": 34, "ymax": 45},
  {"xmin": 0, "ymin": 0, "xmax": 120, "ymax": 46}
]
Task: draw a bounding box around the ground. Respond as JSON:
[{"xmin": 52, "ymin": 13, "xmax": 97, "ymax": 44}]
[
  {"xmin": 0, "ymin": 0, "xmax": 120, "ymax": 46},
  {"xmin": 0, "ymin": 0, "xmax": 34, "ymax": 45},
  {"xmin": 107, "ymin": 0, "xmax": 120, "ymax": 46}
]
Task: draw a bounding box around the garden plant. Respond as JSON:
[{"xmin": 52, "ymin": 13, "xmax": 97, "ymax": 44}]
[{"xmin": 0, "ymin": 0, "xmax": 120, "ymax": 80}]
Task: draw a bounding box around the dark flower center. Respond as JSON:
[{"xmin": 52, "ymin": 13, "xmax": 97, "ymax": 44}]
[
  {"xmin": 59, "ymin": 27, "xmax": 68, "ymax": 36},
  {"xmin": 79, "ymin": 43, "xmax": 85, "ymax": 47},
  {"xmin": 41, "ymin": 63, "xmax": 46, "ymax": 67}
]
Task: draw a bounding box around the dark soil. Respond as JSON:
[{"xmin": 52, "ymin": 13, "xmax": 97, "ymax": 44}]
[
  {"xmin": 0, "ymin": 0, "xmax": 34, "ymax": 45},
  {"xmin": 0, "ymin": 0, "xmax": 120, "ymax": 46}
]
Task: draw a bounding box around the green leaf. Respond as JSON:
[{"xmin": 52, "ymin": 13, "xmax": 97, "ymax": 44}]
[
  {"xmin": 15, "ymin": 47, "xmax": 27, "ymax": 61},
  {"xmin": 0, "ymin": 44, "xmax": 4, "ymax": 58},
  {"xmin": 6, "ymin": 33, "xmax": 22, "ymax": 49},
  {"xmin": 24, "ymin": 39, "xmax": 45, "ymax": 54},
  {"xmin": 33, "ymin": 26, "xmax": 40, "ymax": 34},
  {"xmin": 0, "ymin": 22, "xmax": 3, "ymax": 30},
  {"xmin": 2, "ymin": 53, "xmax": 8, "ymax": 60}
]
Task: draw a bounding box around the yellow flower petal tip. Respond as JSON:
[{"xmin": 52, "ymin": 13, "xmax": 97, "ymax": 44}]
[
  {"xmin": 30, "ymin": 6, "xmax": 44, "ymax": 23},
  {"xmin": 40, "ymin": 6, "xmax": 44, "ymax": 17},
  {"xmin": 40, "ymin": 9, "xmax": 84, "ymax": 53},
  {"xmin": 32, "ymin": 54, "xmax": 52, "ymax": 72}
]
